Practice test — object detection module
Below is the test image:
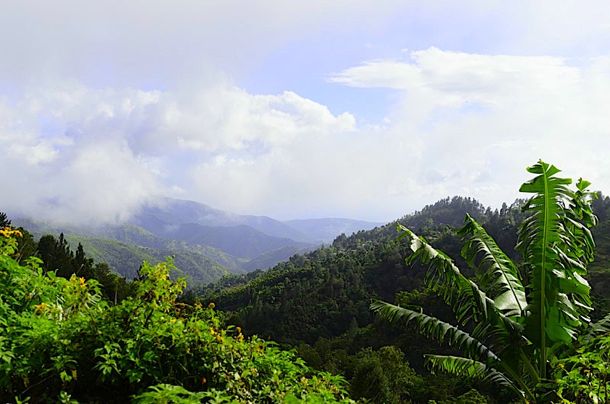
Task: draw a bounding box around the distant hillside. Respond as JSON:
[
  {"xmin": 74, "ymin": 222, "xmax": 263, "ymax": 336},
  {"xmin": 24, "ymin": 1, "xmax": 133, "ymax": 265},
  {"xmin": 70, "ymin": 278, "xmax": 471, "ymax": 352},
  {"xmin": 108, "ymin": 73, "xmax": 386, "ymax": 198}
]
[
  {"xmin": 12, "ymin": 197, "xmax": 385, "ymax": 285},
  {"xmin": 241, "ymin": 244, "xmax": 315, "ymax": 272},
  {"xmin": 64, "ymin": 235, "xmax": 230, "ymax": 284},
  {"xmin": 134, "ymin": 198, "xmax": 312, "ymax": 242},
  {"xmin": 200, "ymin": 194, "xmax": 610, "ymax": 347},
  {"xmin": 135, "ymin": 198, "xmax": 380, "ymax": 243},
  {"xmin": 199, "ymin": 197, "xmax": 493, "ymax": 340},
  {"xmin": 159, "ymin": 223, "xmax": 312, "ymax": 259}
]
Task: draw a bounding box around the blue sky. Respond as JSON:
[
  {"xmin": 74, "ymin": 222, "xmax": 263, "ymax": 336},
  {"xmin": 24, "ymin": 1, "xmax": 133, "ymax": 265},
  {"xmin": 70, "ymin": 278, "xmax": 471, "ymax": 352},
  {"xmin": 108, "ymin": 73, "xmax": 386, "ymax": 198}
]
[{"xmin": 2, "ymin": 1, "xmax": 610, "ymax": 224}]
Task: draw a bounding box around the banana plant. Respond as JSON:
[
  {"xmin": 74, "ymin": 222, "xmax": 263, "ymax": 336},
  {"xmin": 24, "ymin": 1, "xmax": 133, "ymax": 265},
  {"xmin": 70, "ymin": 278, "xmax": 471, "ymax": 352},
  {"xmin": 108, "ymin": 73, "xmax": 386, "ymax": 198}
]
[{"xmin": 371, "ymin": 161, "xmax": 604, "ymax": 401}]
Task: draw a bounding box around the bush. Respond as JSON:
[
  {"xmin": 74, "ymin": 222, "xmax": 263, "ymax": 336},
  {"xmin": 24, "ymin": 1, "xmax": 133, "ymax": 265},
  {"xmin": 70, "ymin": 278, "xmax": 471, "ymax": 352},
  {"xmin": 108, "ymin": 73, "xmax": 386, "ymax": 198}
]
[
  {"xmin": 0, "ymin": 229, "xmax": 353, "ymax": 403},
  {"xmin": 552, "ymin": 333, "xmax": 610, "ymax": 403}
]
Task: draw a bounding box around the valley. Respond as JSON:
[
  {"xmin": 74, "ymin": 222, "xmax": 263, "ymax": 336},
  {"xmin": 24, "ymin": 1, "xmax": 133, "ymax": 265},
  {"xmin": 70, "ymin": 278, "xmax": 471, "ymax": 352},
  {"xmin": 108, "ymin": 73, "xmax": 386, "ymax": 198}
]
[{"xmin": 13, "ymin": 198, "xmax": 381, "ymax": 286}]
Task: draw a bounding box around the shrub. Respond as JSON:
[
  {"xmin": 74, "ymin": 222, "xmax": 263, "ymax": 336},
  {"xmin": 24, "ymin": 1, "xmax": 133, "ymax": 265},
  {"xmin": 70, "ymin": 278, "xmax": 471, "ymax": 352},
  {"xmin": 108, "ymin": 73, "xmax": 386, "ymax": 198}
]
[{"xmin": 0, "ymin": 228, "xmax": 353, "ymax": 403}]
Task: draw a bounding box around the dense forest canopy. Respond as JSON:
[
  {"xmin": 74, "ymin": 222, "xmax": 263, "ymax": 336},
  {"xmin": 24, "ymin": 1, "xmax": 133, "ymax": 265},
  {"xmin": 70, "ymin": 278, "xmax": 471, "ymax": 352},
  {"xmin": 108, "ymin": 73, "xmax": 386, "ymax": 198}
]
[
  {"xmin": 196, "ymin": 189, "xmax": 610, "ymax": 402},
  {"xmin": 2, "ymin": 175, "xmax": 609, "ymax": 402}
]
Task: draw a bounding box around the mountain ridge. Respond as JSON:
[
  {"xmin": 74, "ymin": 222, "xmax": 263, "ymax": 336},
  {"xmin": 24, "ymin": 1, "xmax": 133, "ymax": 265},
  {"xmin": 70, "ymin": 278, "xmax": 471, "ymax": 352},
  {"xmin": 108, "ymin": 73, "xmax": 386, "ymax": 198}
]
[{"xmin": 11, "ymin": 197, "xmax": 381, "ymax": 285}]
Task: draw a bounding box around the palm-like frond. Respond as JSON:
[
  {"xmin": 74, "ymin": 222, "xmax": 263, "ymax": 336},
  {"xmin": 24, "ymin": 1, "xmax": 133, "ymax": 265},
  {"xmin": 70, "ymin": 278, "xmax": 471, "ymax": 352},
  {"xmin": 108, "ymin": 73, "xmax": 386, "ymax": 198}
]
[
  {"xmin": 459, "ymin": 214, "xmax": 526, "ymax": 319},
  {"xmin": 517, "ymin": 161, "xmax": 595, "ymax": 376},
  {"xmin": 370, "ymin": 300, "xmax": 499, "ymax": 363},
  {"xmin": 398, "ymin": 225, "xmax": 522, "ymax": 352},
  {"xmin": 373, "ymin": 161, "xmax": 598, "ymax": 400},
  {"xmin": 424, "ymin": 355, "xmax": 525, "ymax": 399}
]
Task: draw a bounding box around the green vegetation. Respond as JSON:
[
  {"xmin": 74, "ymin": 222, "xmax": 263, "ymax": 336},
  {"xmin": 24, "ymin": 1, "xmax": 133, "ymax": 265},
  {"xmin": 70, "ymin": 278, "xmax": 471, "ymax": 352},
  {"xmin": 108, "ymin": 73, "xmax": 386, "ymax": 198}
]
[
  {"xmin": 372, "ymin": 161, "xmax": 607, "ymax": 401},
  {"xmin": 18, "ymin": 216, "xmax": 313, "ymax": 285},
  {"xmin": 198, "ymin": 197, "xmax": 520, "ymax": 401},
  {"xmin": 552, "ymin": 330, "xmax": 610, "ymax": 402},
  {"xmin": 2, "ymin": 162, "xmax": 609, "ymax": 402},
  {"xmin": 17, "ymin": 218, "xmax": 241, "ymax": 285},
  {"xmin": 65, "ymin": 234, "xmax": 229, "ymax": 284},
  {"xmin": 199, "ymin": 165, "xmax": 610, "ymax": 402},
  {"xmin": 34, "ymin": 232, "xmax": 132, "ymax": 303},
  {"xmin": 0, "ymin": 228, "xmax": 352, "ymax": 403}
]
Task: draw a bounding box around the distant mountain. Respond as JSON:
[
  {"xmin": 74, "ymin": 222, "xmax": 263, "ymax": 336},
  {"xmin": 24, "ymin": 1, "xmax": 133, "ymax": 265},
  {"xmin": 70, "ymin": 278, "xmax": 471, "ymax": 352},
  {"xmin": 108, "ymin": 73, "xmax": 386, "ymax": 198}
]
[
  {"xmin": 11, "ymin": 198, "xmax": 382, "ymax": 286},
  {"xmin": 284, "ymin": 218, "xmax": 382, "ymax": 243},
  {"xmin": 157, "ymin": 223, "xmax": 311, "ymax": 259},
  {"xmin": 134, "ymin": 198, "xmax": 381, "ymax": 243},
  {"xmin": 134, "ymin": 198, "xmax": 311, "ymax": 242}
]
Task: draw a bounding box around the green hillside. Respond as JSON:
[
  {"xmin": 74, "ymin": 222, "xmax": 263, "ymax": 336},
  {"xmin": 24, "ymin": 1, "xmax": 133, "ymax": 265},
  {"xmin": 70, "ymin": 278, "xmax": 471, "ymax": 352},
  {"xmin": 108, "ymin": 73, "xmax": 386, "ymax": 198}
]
[
  {"xmin": 197, "ymin": 195, "xmax": 610, "ymax": 402},
  {"xmin": 66, "ymin": 235, "xmax": 230, "ymax": 285}
]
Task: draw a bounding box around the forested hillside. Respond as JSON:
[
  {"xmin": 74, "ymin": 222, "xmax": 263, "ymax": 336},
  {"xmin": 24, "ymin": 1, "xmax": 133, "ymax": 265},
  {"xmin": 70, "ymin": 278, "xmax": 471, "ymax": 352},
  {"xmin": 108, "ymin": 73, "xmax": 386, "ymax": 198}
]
[
  {"xmin": 65, "ymin": 234, "xmax": 229, "ymax": 284},
  {"xmin": 3, "ymin": 188, "xmax": 610, "ymax": 402},
  {"xmin": 13, "ymin": 198, "xmax": 378, "ymax": 285},
  {"xmin": 198, "ymin": 195, "xmax": 610, "ymax": 402}
]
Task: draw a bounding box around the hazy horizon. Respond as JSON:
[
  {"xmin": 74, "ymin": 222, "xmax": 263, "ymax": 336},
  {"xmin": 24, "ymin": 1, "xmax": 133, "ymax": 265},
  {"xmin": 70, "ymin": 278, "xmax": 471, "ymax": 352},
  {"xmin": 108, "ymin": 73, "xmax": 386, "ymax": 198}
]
[{"xmin": 3, "ymin": 1, "xmax": 610, "ymax": 225}]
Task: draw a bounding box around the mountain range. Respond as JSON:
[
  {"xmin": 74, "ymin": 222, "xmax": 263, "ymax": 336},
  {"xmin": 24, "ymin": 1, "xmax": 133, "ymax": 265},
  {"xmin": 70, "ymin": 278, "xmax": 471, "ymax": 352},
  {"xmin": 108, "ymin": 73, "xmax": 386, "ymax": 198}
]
[{"xmin": 13, "ymin": 198, "xmax": 381, "ymax": 285}]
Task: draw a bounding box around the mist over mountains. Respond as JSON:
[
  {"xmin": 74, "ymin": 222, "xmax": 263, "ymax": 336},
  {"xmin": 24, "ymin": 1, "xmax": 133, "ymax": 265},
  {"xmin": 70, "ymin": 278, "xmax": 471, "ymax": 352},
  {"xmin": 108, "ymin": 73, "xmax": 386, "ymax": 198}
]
[{"xmin": 13, "ymin": 197, "xmax": 381, "ymax": 285}]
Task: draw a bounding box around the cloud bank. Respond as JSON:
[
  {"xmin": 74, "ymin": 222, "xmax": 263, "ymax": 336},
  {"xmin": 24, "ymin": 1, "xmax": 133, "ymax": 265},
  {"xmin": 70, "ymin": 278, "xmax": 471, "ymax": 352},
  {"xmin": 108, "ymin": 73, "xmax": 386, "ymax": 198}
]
[
  {"xmin": 3, "ymin": 2, "xmax": 610, "ymax": 224},
  {"xmin": 0, "ymin": 82, "xmax": 356, "ymax": 224},
  {"xmin": 5, "ymin": 48, "xmax": 610, "ymax": 224},
  {"xmin": 329, "ymin": 49, "xmax": 610, "ymax": 212}
]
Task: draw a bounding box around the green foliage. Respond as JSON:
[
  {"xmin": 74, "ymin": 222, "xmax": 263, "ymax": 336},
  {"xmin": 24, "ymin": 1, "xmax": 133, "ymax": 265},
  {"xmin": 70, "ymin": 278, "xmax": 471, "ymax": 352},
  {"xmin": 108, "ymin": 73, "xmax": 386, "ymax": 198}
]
[
  {"xmin": 372, "ymin": 161, "xmax": 601, "ymax": 401},
  {"xmin": 350, "ymin": 346, "xmax": 424, "ymax": 403},
  {"xmin": 431, "ymin": 388, "xmax": 491, "ymax": 404},
  {"xmin": 66, "ymin": 234, "xmax": 230, "ymax": 284},
  {"xmin": 518, "ymin": 166, "xmax": 596, "ymax": 368},
  {"xmin": 195, "ymin": 190, "xmax": 610, "ymax": 402},
  {"xmin": 0, "ymin": 230, "xmax": 353, "ymax": 403},
  {"xmin": 0, "ymin": 214, "xmax": 37, "ymax": 265},
  {"xmin": 459, "ymin": 215, "xmax": 526, "ymax": 319},
  {"xmin": 133, "ymin": 384, "xmax": 213, "ymax": 403},
  {"xmin": 0, "ymin": 213, "xmax": 11, "ymax": 228},
  {"xmin": 195, "ymin": 197, "xmax": 536, "ymax": 401},
  {"xmin": 552, "ymin": 322, "xmax": 610, "ymax": 403},
  {"xmin": 36, "ymin": 232, "xmax": 133, "ymax": 302}
]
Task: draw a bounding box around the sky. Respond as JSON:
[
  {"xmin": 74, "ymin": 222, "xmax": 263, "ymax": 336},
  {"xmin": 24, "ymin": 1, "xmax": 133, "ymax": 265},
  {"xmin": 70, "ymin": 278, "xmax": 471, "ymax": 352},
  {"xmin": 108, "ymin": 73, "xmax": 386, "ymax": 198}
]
[{"xmin": 2, "ymin": 1, "xmax": 610, "ymax": 224}]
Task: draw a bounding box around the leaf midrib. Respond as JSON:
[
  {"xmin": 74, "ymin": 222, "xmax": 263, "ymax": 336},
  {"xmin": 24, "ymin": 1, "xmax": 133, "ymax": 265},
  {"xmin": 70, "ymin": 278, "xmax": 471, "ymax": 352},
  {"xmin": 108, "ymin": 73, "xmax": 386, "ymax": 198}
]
[{"xmin": 539, "ymin": 167, "xmax": 550, "ymax": 378}]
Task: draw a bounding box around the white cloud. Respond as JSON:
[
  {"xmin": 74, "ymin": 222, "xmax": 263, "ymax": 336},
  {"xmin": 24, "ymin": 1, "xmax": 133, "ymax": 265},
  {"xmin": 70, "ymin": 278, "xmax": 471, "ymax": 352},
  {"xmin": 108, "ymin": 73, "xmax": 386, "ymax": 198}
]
[
  {"xmin": 164, "ymin": 88, "xmax": 355, "ymax": 152},
  {"xmin": 325, "ymin": 48, "xmax": 610, "ymax": 217},
  {"xmin": 331, "ymin": 48, "xmax": 579, "ymax": 103},
  {"xmin": 0, "ymin": 82, "xmax": 356, "ymax": 224},
  {"xmin": 5, "ymin": 1, "xmax": 610, "ymax": 223},
  {"xmin": 6, "ymin": 48, "xmax": 610, "ymax": 224},
  {"xmin": 0, "ymin": 1, "xmax": 405, "ymax": 90}
]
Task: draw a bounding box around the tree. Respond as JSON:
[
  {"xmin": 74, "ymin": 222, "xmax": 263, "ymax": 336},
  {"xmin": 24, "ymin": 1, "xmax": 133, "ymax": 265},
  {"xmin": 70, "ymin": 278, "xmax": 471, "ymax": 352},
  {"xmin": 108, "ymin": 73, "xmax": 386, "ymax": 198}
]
[
  {"xmin": 371, "ymin": 161, "xmax": 610, "ymax": 401},
  {"xmin": 35, "ymin": 233, "xmax": 132, "ymax": 303},
  {"xmin": 0, "ymin": 212, "xmax": 11, "ymax": 228},
  {"xmin": 350, "ymin": 346, "xmax": 424, "ymax": 403}
]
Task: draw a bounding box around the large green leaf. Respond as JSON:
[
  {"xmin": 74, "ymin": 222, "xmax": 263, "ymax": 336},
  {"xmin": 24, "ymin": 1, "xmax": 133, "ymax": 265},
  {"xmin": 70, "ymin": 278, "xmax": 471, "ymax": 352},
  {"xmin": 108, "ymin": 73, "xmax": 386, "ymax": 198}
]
[
  {"xmin": 370, "ymin": 300, "xmax": 499, "ymax": 363},
  {"xmin": 459, "ymin": 214, "xmax": 526, "ymax": 319},
  {"xmin": 517, "ymin": 160, "xmax": 595, "ymax": 376},
  {"xmin": 398, "ymin": 225, "xmax": 522, "ymax": 353},
  {"xmin": 372, "ymin": 161, "xmax": 599, "ymax": 400},
  {"xmin": 424, "ymin": 355, "xmax": 526, "ymax": 399}
]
